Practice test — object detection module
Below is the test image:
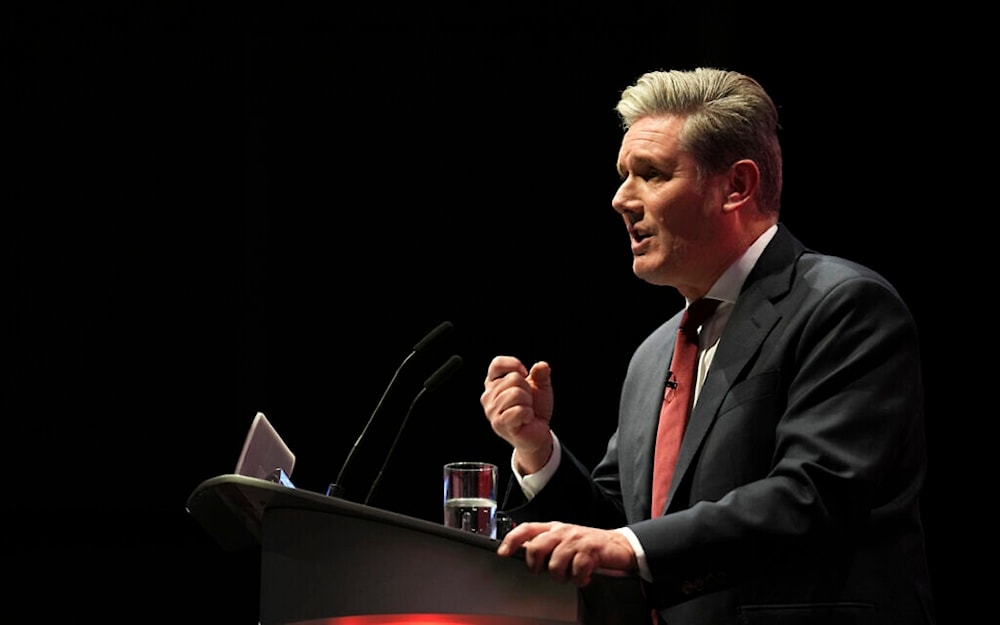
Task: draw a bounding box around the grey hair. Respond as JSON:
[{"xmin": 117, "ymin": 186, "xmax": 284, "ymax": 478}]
[{"xmin": 615, "ymin": 68, "xmax": 783, "ymax": 215}]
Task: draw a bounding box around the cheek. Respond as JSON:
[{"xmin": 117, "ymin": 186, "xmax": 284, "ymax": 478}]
[
  {"xmin": 644, "ymin": 188, "xmax": 676, "ymax": 222},
  {"xmin": 651, "ymin": 189, "xmax": 705, "ymax": 233}
]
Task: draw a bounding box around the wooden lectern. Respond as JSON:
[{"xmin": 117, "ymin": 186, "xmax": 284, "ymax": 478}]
[{"xmin": 186, "ymin": 475, "xmax": 646, "ymax": 625}]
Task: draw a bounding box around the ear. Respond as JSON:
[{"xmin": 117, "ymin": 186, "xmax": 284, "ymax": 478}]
[{"xmin": 721, "ymin": 159, "xmax": 759, "ymax": 213}]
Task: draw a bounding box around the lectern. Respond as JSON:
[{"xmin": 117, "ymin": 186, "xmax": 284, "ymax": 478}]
[{"xmin": 186, "ymin": 475, "xmax": 646, "ymax": 625}]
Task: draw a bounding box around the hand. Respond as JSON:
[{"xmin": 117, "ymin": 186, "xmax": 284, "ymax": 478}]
[
  {"xmin": 481, "ymin": 356, "xmax": 554, "ymax": 474},
  {"xmin": 496, "ymin": 521, "xmax": 638, "ymax": 587}
]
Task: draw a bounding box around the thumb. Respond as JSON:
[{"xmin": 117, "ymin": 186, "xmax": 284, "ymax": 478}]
[{"xmin": 528, "ymin": 361, "xmax": 553, "ymax": 392}]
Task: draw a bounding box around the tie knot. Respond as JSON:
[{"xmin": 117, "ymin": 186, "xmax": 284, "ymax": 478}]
[{"xmin": 682, "ymin": 298, "xmax": 720, "ymax": 331}]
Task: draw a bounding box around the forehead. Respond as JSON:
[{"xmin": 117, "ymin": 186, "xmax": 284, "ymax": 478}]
[{"xmin": 620, "ymin": 115, "xmax": 685, "ymax": 156}]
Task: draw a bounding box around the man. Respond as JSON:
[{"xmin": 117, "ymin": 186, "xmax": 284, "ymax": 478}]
[{"xmin": 480, "ymin": 68, "xmax": 935, "ymax": 624}]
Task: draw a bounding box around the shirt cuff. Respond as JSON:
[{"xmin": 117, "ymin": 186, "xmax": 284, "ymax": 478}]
[
  {"xmin": 616, "ymin": 526, "xmax": 652, "ymax": 582},
  {"xmin": 511, "ymin": 431, "xmax": 561, "ymax": 500}
]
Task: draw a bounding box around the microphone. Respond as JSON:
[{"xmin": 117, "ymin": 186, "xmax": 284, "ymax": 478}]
[
  {"xmin": 326, "ymin": 321, "xmax": 454, "ymax": 499},
  {"xmin": 364, "ymin": 354, "xmax": 464, "ymax": 506},
  {"xmin": 665, "ymin": 371, "xmax": 678, "ymax": 389}
]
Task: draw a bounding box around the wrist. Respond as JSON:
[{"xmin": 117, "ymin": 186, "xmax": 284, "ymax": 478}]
[{"xmin": 515, "ymin": 434, "xmax": 554, "ymax": 475}]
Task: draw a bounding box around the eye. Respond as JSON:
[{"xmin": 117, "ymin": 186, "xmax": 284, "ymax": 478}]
[{"xmin": 619, "ymin": 166, "xmax": 666, "ymax": 182}]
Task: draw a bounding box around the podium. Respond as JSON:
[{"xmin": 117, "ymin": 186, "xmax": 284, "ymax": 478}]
[{"xmin": 186, "ymin": 475, "xmax": 646, "ymax": 625}]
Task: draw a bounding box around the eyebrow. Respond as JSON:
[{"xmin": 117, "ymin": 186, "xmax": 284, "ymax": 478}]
[{"xmin": 617, "ymin": 154, "xmax": 659, "ymax": 178}]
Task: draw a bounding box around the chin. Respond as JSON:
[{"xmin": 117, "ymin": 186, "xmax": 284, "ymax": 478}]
[
  {"xmin": 632, "ymin": 260, "xmax": 672, "ymax": 286},
  {"xmin": 631, "ymin": 261, "xmax": 658, "ymax": 283}
]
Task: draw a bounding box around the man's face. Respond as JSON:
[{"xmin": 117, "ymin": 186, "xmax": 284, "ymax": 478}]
[{"xmin": 612, "ymin": 115, "xmax": 725, "ymax": 294}]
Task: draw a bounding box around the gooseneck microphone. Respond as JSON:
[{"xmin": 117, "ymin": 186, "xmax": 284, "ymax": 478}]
[
  {"xmin": 364, "ymin": 354, "xmax": 464, "ymax": 506},
  {"xmin": 326, "ymin": 321, "xmax": 454, "ymax": 499}
]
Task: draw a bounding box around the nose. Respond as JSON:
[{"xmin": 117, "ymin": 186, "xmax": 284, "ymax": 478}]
[
  {"xmin": 611, "ymin": 179, "xmax": 627, "ymax": 214},
  {"xmin": 612, "ymin": 176, "xmax": 639, "ymax": 217}
]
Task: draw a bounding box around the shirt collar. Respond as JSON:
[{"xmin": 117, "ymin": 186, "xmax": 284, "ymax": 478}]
[{"xmin": 701, "ymin": 224, "xmax": 778, "ymax": 306}]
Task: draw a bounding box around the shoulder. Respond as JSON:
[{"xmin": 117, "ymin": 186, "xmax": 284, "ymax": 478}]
[
  {"xmin": 765, "ymin": 224, "xmax": 904, "ymax": 304},
  {"xmin": 787, "ymin": 251, "xmax": 918, "ymax": 344},
  {"xmin": 796, "ymin": 251, "xmax": 905, "ymax": 304}
]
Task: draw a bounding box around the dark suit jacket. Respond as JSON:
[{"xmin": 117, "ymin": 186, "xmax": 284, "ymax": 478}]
[{"xmin": 503, "ymin": 225, "xmax": 936, "ymax": 624}]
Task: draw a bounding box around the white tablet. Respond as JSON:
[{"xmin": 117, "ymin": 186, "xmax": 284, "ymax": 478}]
[{"xmin": 234, "ymin": 412, "xmax": 296, "ymax": 486}]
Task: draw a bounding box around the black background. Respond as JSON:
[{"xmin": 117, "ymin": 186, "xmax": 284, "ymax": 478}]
[{"xmin": 5, "ymin": 2, "xmax": 968, "ymax": 622}]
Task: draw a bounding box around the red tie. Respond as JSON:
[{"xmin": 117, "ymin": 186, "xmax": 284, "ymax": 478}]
[{"xmin": 651, "ymin": 298, "xmax": 720, "ymax": 517}]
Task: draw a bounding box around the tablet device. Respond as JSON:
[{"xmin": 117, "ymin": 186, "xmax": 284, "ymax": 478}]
[{"xmin": 234, "ymin": 412, "xmax": 296, "ymax": 487}]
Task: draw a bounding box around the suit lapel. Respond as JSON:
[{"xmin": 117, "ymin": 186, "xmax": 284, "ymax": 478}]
[{"xmin": 665, "ymin": 225, "xmax": 805, "ymax": 510}]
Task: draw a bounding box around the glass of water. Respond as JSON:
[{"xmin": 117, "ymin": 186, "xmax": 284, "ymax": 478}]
[{"xmin": 443, "ymin": 461, "xmax": 498, "ymax": 539}]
